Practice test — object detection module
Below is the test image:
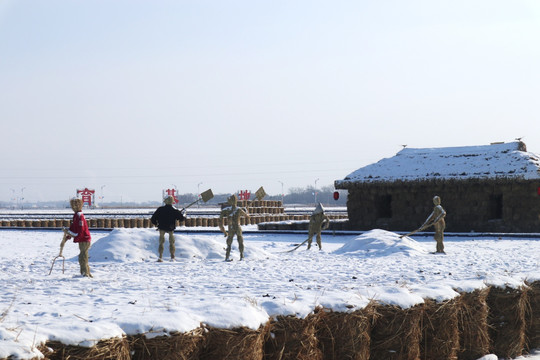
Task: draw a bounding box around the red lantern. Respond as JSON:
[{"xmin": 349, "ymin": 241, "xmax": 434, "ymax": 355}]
[{"xmin": 333, "ymin": 191, "xmax": 340, "ymax": 200}]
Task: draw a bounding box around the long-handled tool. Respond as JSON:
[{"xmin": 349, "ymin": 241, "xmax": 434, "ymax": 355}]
[
  {"xmin": 48, "ymin": 231, "xmax": 69, "ymax": 275},
  {"xmin": 284, "ymin": 238, "xmax": 310, "ymax": 253},
  {"xmin": 399, "ymin": 222, "xmax": 433, "ymax": 238},
  {"xmin": 182, "ymin": 189, "xmax": 214, "ymax": 210}
]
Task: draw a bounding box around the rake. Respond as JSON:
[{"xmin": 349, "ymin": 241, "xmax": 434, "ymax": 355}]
[{"xmin": 48, "ymin": 231, "xmax": 69, "ymax": 275}]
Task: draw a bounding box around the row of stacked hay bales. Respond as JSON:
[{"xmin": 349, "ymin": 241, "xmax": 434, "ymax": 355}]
[
  {"xmin": 0, "ymin": 214, "xmax": 348, "ymax": 229},
  {"xmin": 34, "ymin": 283, "xmax": 539, "ymax": 360}
]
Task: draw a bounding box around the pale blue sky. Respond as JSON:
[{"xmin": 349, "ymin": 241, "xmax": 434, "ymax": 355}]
[{"xmin": 1, "ymin": 0, "xmax": 539, "ymax": 203}]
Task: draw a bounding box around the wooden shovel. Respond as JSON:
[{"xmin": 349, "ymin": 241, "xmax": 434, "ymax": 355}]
[
  {"xmin": 247, "ymin": 186, "xmax": 266, "ymax": 206},
  {"xmin": 183, "ymin": 188, "xmax": 214, "ymax": 210}
]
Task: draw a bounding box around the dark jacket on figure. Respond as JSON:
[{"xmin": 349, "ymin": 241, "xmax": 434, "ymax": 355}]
[{"xmin": 151, "ymin": 205, "xmax": 185, "ymax": 231}]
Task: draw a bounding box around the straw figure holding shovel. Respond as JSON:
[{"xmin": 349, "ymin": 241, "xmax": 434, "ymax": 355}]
[
  {"xmin": 401, "ymin": 195, "xmax": 446, "ymax": 254},
  {"xmin": 306, "ymin": 203, "xmax": 330, "ymax": 250},
  {"xmin": 63, "ymin": 198, "xmax": 92, "ymax": 277},
  {"xmin": 287, "ymin": 203, "xmax": 330, "ymax": 252},
  {"xmin": 219, "ymin": 194, "xmax": 250, "ymax": 261},
  {"xmin": 151, "ymin": 189, "xmax": 214, "ymax": 262},
  {"xmin": 151, "ymin": 195, "xmax": 186, "ymax": 262}
]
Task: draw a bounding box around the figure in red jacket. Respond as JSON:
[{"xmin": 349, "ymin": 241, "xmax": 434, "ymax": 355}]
[{"xmin": 64, "ymin": 198, "xmax": 92, "ymax": 277}]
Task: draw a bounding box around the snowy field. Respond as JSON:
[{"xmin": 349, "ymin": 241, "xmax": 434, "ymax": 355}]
[{"xmin": 0, "ymin": 227, "xmax": 539, "ymax": 359}]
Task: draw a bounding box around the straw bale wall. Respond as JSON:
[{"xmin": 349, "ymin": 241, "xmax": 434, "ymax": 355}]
[
  {"xmin": 344, "ymin": 178, "xmax": 540, "ymax": 232},
  {"xmin": 18, "ymin": 285, "xmax": 538, "ymax": 360},
  {"xmin": 0, "ymin": 214, "xmax": 347, "ymax": 230}
]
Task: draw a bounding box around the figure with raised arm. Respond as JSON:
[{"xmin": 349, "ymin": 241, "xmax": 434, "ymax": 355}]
[
  {"xmin": 219, "ymin": 194, "xmax": 250, "ymax": 261},
  {"xmin": 151, "ymin": 195, "xmax": 186, "ymax": 262}
]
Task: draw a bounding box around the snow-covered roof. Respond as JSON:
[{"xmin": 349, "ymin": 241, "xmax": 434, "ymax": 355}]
[{"xmin": 336, "ymin": 141, "xmax": 540, "ymax": 187}]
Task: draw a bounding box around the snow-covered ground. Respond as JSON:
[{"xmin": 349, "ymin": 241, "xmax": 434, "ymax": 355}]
[{"xmin": 0, "ymin": 227, "xmax": 539, "ymax": 359}]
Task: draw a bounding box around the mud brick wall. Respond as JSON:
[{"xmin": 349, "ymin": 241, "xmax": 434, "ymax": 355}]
[{"xmin": 345, "ymin": 179, "xmax": 540, "ymax": 232}]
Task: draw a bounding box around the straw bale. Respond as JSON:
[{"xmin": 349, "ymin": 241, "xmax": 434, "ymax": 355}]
[
  {"xmin": 313, "ymin": 306, "xmax": 372, "ymax": 360},
  {"xmin": 117, "ymin": 218, "xmax": 124, "ymax": 228},
  {"xmin": 370, "ymin": 304, "xmax": 422, "ymax": 360},
  {"xmin": 457, "ymin": 288, "xmax": 491, "ymax": 360},
  {"xmin": 129, "ymin": 328, "xmax": 204, "ymax": 360},
  {"xmin": 264, "ymin": 315, "xmax": 322, "ymax": 360},
  {"xmin": 486, "ymin": 286, "xmax": 529, "ymax": 359},
  {"xmin": 143, "ymin": 218, "xmax": 151, "ymax": 228},
  {"xmin": 421, "ymin": 298, "xmax": 460, "ymax": 360},
  {"xmin": 200, "ymin": 324, "xmax": 267, "ymax": 360},
  {"xmin": 41, "ymin": 336, "xmax": 130, "ymax": 360},
  {"xmin": 526, "ymin": 280, "xmax": 540, "ymax": 350}
]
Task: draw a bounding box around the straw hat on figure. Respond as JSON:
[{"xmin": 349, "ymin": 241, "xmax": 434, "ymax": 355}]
[
  {"xmin": 307, "ymin": 203, "xmax": 330, "ymax": 250},
  {"xmin": 219, "ymin": 194, "xmax": 250, "ymax": 261}
]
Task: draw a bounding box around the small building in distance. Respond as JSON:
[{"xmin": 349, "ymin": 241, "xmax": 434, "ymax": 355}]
[{"xmin": 334, "ymin": 141, "xmax": 540, "ymax": 233}]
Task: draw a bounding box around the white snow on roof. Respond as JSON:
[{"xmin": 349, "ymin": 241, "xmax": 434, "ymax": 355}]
[{"xmin": 336, "ymin": 141, "xmax": 540, "ymax": 186}]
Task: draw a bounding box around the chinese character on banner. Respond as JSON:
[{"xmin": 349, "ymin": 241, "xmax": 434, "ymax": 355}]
[
  {"xmin": 238, "ymin": 190, "xmax": 251, "ymax": 201},
  {"xmin": 77, "ymin": 188, "xmax": 95, "ymax": 208},
  {"xmin": 163, "ymin": 189, "xmax": 179, "ymax": 204}
]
